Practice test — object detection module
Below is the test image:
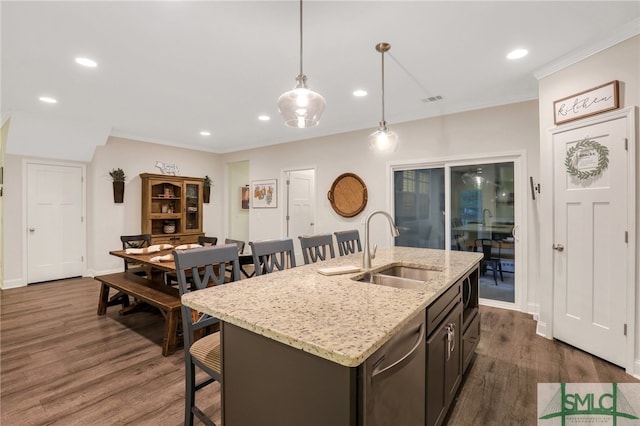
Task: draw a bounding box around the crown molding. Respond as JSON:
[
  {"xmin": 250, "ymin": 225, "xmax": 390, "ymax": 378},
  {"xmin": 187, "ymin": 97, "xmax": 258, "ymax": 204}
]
[{"xmin": 534, "ymin": 17, "xmax": 640, "ymax": 80}]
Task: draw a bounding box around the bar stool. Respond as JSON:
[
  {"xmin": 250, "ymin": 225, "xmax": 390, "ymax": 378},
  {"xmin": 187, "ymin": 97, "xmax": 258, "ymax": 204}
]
[
  {"xmin": 249, "ymin": 238, "xmax": 296, "ymax": 275},
  {"xmin": 173, "ymin": 244, "xmax": 241, "ymax": 426},
  {"xmin": 334, "ymin": 229, "xmax": 362, "ymax": 256},
  {"xmin": 298, "ymin": 234, "xmax": 335, "ymax": 264}
]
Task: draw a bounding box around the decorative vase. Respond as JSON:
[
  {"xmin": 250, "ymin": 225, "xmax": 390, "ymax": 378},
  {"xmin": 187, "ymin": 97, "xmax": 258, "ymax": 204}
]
[
  {"xmin": 203, "ymin": 186, "xmax": 211, "ymax": 204},
  {"xmin": 113, "ymin": 181, "xmax": 125, "ymax": 203},
  {"xmin": 163, "ymin": 220, "xmax": 176, "ymax": 234}
]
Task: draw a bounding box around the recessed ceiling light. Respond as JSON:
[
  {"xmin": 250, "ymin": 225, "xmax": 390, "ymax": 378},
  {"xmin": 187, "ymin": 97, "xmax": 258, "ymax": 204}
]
[
  {"xmin": 258, "ymin": 115, "xmax": 270, "ymax": 121},
  {"xmin": 353, "ymin": 89, "xmax": 368, "ymax": 97},
  {"xmin": 200, "ymin": 131, "xmax": 211, "ymax": 136},
  {"xmin": 75, "ymin": 57, "xmax": 98, "ymax": 67},
  {"xmin": 507, "ymin": 48, "xmax": 528, "ymax": 60},
  {"xmin": 39, "ymin": 96, "xmax": 57, "ymax": 104}
]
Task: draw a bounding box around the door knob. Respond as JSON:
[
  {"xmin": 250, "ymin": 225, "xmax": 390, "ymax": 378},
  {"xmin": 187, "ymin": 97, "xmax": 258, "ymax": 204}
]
[
  {"xmin": 29, "ymin": 228, "xmax": 35, "ymax": 232},
  {"xmin": 553, "ymin": 244, "xmax": 564, "ymax": 252}
]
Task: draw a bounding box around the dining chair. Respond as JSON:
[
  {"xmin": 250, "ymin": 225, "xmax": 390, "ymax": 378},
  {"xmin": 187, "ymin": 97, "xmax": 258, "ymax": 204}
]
[
  {"xmin": 173, "ymin": 244, "xmax": 241, "ymax": 426},
  {"xmin": 197, "ymin": 235, "xmax": 218, "ymax": 246},
  {"xmin": 166, "ymin": 236, "xmax": 219, "ymax": 285},
  {"xmin": 249, "ymin": 238, "xmax": 296, "ymax": 275},
  {"xmin": 114, "ymin": 234, "xmax": 152, "ymax": 309},
  {"xmin": 120, "ymin": 234, "xmax": 152, "ymax": 275},
  {"xmin": 298, "ymin": 234, "xmax": 336, "ymax": 264},
  {"xmin": 334, "ymin": 229, "xmax": 362, "ymax": 256},
  {"xmin": 224, "ymin": 238, "xmax": 245, "ymax": 254},
  {"xmin": 223, "ymin": 238, "xmax": 247, "ymax": 278},
  {"xmin": 475, "ymin": 239, "xmax": 503, "ymax": 285}
]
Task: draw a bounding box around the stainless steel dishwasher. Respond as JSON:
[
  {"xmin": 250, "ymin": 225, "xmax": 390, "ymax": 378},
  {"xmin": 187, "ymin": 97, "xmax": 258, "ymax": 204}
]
[{"xmin": 359, "ymin": 311, "xmax": 426, "ymax": 426}]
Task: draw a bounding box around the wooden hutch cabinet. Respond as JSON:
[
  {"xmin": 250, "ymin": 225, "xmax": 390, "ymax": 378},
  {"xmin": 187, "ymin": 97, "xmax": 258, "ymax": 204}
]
[{"xmin": 140, "ymin": 173, "xmax": 204, "ymax": 245}]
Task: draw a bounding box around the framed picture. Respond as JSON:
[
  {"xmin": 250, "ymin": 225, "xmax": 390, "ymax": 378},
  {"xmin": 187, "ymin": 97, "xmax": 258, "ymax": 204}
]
[
  {"xmin": 251, "ymin": 179, "xmax": 277, "ymax": 208},
  {"xmin": 553, "ymin": 80, "xmax": 619, "ymax": 125},
  {"xmin": 241, "ymin": 186, "xmax": 250, "ymax": 210}
]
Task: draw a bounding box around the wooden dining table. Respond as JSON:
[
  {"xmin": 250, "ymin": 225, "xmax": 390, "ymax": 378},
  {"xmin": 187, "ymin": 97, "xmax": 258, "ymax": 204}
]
[
  {"xmin": 109, "ymin": 247, "xmax": 256, "ymax": 279},
  {"xmin": 97, "ymin": 246, "xmax": 254, "ymax": 356},
  {"xmin": 109, "ymin": 248, "xmax": 177, "ymax": 281}
]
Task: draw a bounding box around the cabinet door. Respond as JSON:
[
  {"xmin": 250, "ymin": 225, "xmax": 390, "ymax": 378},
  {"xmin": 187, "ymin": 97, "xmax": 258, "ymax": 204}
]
[
  {"xmin": 183, "ymin": 180, "xmax": 202, "ymax": 233},
  {"xmin": 426, "ymin": 303, "xmax": 462, "ymax": 426}
]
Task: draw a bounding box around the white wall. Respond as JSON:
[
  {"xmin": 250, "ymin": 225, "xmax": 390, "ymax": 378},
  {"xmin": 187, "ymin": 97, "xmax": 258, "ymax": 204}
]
[
  {"xmin": 227, "ymin": 160, "xmax": 250, "ymax": 244},
  {"xmin": 537, "ymin": 35, "xmax": 640, "ymax": 371},
  {"xmin": 88, "ymin": 137, "xmax": 224, "ymax": 275},
  {"xmin": 0, "ymin": 119, "xmax": 8, "ymax": 287},
  {"xmin": 1, "ymin": 136, "xmax": 223, "ymax": 286},
  {"xmin": 221, "ymin": 100, "xmax": 540, "ymax": 311}
]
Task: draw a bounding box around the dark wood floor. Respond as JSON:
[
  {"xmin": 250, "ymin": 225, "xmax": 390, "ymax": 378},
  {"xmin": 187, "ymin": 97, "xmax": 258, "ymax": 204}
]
[{"xmin": 1, "ymin": 277, "xmax": 636, "ymax": 425}]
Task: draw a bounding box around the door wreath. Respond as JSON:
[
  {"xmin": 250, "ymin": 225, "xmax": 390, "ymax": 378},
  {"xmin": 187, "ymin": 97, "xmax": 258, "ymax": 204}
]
[{"xmin": 564, "ymin": 138, "xmax": 609, "ymax": 180}]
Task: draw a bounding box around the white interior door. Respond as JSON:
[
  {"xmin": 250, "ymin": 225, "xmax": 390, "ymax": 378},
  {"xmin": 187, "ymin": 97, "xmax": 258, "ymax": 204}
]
[
  {"xmin": 285, "ymin": 169, "xmax": 316, "ymax": 263},
  {"xmin": 552, "ymin": 116, "xmax": 630, "ymax": 367},
  {"xmin": 27, "ymin": 163, "xmax": 84, "ymax": 283}
]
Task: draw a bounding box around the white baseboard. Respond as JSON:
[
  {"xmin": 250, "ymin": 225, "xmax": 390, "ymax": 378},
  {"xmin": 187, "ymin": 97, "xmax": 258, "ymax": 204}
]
[
  {"xmin": 536, "ymin": 320, "xmax": 551, "ymax": 339},
  {"xmin": 1, "ymin": 278, "xmax": 27, "ymax": 289},
  {"xmin": 632, "ymin": 359, "xmax": 640, "ymax": 379},
  {"xmin": 0, "ymin": 269, "xmax": 121, "ymax": 290},
  {"xmin": 86, "ymin": 268, "xmax": 122, "ymax": 277}
]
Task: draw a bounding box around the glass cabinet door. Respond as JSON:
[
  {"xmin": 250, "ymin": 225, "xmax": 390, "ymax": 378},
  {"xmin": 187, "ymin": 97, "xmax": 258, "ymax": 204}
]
[{"xmin": 184, "ymin": 182, "xmax": 201, "ymax": 231}]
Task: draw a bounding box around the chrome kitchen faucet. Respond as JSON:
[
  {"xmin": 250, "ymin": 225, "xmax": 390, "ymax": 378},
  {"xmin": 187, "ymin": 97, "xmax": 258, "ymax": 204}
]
[{"xmin": 362, "ymin": 210, "xmax": 400, "ymax": 270}]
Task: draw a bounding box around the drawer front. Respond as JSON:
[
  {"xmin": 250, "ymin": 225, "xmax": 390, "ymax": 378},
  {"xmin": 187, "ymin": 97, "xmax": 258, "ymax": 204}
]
[
  {"xmin": 426, "ymin": 282, "xmax": 461, "ymax": 336},
  {"xmin": 462, "ymin": 312, "xmax": 480, "ymax": 372},
  {"xmin": 152, "ymin": 233, "xmax": 203, "ymax": 246}
]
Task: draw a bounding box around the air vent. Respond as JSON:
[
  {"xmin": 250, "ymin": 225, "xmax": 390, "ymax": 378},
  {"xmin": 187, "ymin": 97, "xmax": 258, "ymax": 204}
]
[{"xmin": 421, "ymin": 95, "xmax": 443, "ymax": 103}]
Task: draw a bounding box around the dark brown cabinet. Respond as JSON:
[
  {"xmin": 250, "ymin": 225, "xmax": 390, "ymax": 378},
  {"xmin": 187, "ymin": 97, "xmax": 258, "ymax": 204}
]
[
  {"xmin": 219, "ymin": 263, "xmax": 481, "ymax": 426},
  {"xmin": 425, "ymin": 265, "xmax": 479, "ymax": 426},
  {"xmin": 462, "ymin": 267, "xmax": 480, "ymax": 371},
  {"xmin": 426, "ymin": 304, "xmax": 462, "ymax": 426},
  {"xmin": 140, "ymin": 173, "xmax": 204, "ymax": 245}
]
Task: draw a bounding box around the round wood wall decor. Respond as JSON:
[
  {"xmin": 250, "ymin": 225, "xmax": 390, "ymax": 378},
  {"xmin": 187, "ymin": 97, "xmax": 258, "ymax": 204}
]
[{"xmin": 327, "ymin": 173, "xmax": 368, "ymax": 218}]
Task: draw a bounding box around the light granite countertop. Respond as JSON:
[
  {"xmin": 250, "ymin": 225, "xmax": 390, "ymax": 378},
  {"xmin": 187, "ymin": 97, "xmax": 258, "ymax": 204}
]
[{"xmin": 182, "ymin": 246, "xmax": 482, "ymax": 367}]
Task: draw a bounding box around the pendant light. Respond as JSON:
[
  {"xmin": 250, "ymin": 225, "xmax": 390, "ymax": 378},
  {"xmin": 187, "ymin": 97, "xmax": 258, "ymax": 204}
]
[
  {"xmin": 368, "ymin": 42, "xmax": 398, "ymax": 153},
  {"xmin": 277, "ymin": 0, "xmax": 325, "ymax": 128}
]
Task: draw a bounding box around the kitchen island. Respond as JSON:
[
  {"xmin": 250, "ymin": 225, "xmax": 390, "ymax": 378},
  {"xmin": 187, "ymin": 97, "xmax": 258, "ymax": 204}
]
[{"xmin": 182, "ymin": 246, "xmax": 482, "ymax": 426}]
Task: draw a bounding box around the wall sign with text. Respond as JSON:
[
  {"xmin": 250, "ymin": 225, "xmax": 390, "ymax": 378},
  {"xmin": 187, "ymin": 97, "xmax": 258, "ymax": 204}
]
[{"xmin": 553, "ymin": 80, "xmax": 619, "ymax": 125}]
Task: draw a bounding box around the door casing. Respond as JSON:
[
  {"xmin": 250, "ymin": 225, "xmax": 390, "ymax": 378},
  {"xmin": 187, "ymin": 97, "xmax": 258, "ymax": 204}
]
[
  {"xmin": 282, "ymin": 167, "xmax": 316, "ymax": 263},
  {"xmin": 547, "ymin": 107, "xmax": 636, "ymax": 374},
  {"xmin": 388, "ymin": 151, "xmax": 527, "ymax": 312},
  {"xmin": 22, "ymin": 159, "xmax": 87, "ymax": 285}
]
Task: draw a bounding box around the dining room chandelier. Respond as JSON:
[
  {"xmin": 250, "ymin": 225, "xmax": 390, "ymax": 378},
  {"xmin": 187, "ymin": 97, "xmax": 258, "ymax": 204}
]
[
  {"xmin": 277, "ymin": 0, "xmax": 326, "ymax": 128},
  {"xmin": 368, "ymin": 42, "xmax": 398, "ymax": 153}
]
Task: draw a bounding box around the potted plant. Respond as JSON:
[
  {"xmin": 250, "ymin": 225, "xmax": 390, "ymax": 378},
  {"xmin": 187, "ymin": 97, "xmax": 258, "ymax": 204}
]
[
  {"xmin": 109, "ymin": 168, "xmax": 126, "ymax": 203},
  {"xmin": 203, "ymin": 175, "xmax": 212, "ymax": 203}
]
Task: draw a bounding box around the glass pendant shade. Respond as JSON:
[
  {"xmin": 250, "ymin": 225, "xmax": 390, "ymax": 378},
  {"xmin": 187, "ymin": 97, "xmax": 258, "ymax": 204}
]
[
  {"xmin": 368, "ymin": 121, "xmax": 399, "ymax": 153},
  {"xmin": 278, "ymin": 0, "xmax": 325, "ymax": 128},
  {"xmin": 278, "ymin": 74, "xmax": 326, "ymax": 128}
]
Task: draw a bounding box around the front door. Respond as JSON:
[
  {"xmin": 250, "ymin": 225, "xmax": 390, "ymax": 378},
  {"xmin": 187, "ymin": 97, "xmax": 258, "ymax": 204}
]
[
  {"xmin": 27, "ymin": 162, "xmax": 84, "ymax": 283},
  {"xmin": 552, "ymin": 115, "xmax": 631, "ymax": 367}
]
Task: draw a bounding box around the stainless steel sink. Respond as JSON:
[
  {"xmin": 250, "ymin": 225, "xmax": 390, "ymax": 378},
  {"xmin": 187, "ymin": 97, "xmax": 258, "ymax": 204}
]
[
  {"xmin": 376, "ymin": 265, "xmax": 432, "ymax": 281},
  {"xmin": 355, "ymin": 265, "xmax": 434, "ymax": 290}
]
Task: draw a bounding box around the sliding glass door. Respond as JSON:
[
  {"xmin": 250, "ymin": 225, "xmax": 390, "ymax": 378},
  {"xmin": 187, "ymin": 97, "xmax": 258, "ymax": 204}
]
[
  {"xmin": 393, "ymin": 159, "xmax": 518, "ymax": 305},
  {"xmin": 394, "ymin": 168, "xmax": 445, "ymax": 249}
]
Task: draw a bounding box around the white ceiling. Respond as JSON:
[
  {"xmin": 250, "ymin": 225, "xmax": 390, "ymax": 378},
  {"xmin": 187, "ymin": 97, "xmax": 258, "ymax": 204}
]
[{"xmin": 2, "ymin": 1, "xmax": 639, "ymax": 154}]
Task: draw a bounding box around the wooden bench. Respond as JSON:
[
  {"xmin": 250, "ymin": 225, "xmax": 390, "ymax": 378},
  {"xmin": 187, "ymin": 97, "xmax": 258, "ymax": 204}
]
[{"xmin": 96, "ymin": 271, "xmax": 182, "ymax": 356}]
